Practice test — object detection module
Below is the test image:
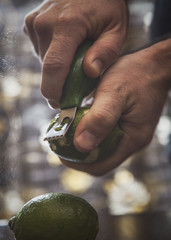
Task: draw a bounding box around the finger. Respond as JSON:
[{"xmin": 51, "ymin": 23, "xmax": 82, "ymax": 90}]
[
  {"xmin": 60, "ymin": 133, "xmax": 137, "ymax": 176},
  {"xmin": 40, "ymin": 35, "xmax": 85, "ymax": 108},
  {"xmin": 73, "ymin": 71, "xmax": 126, "ymax": 152},
  {"xmin": 24, "ymin": 11, "xmax": 39, "ymax": 54},
  {"xmin": 33, "ymin": 14, "xmax": 53, "ymax": 60},
  {"xmin": 83, "ymin": 30, "xmax": 127, "ymax": 78}
]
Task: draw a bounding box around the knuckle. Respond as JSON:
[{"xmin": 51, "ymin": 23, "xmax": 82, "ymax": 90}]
[
  {"xmin": 58, "ymin": 14, "xmax": 71, "ymax": 24},
  {"xmin": 58, "ymin": 15, "xmax": 82, "ymax": 28},
  {"xmin": 43, "ymin": 57, "xmax": 64, "ymax": 73},
  {"xmin": 105, "ymin": 45, "xmax": 120, "ymax": 59},
  {"xmin": 57, "ymin": 6, "xmax": 86, "ymax": 29},
  {"xmin": 33, "ymin": 15, "xmax": 48, "ymax": 34},
  {"xmin": 91, "ymin": 108, "xmax": 115, "ymax": 132},
  {"xmin": 25, "ymin": 14, "xmax": 35, "ymax": 28}
]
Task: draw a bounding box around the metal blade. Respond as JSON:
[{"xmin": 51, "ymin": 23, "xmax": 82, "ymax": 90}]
[{"xmin": 44, "ymin": 107, "xmax": 77, "ymax": 141}]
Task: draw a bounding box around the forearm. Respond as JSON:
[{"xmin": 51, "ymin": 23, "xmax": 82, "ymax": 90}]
[{"xmin": 141, "ymin": 38, "xmax": 171, "ymax": 90}]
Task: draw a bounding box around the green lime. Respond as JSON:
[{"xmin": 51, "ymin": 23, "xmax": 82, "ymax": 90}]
[
  {"xmin": 60, "ymin": 40, "xmax": 100, "ymax": 109},
  {"xmin": 8, "ymin": 193, "xmax": 99, "ymax": 240},
  {"xmin": 48, "ymin": 107, "xmax": 123, "ymax": 163}
]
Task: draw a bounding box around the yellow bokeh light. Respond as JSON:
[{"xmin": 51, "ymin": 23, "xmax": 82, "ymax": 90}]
[
  {"xmin": 47, "ymin": 152, "xmax": 61, "ymax": 166},
  {"xmin": 61, "ymin": 169, "xmax": 94, "ymax": 193}
]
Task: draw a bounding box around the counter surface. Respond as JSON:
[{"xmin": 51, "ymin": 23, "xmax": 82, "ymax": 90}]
[{"xmin": 1, "ymin": 210, "xmax": 171, "ymax": 240}]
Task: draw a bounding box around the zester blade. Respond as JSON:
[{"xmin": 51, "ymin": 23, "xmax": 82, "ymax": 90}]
[{"xmin": 44, "ymin": 107, "xmax": 77, "ymax": 141}]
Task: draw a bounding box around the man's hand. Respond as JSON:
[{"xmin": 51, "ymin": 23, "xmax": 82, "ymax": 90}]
[
  {"xmin": 24, "ymin": 0, "xmax": 128, "ymax": 108},
  {"xmin": 61, "ymin": 39, "xmax": 171, "ymax": 175}
]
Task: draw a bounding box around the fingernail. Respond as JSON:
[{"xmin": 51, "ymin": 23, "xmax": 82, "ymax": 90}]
[
  {"xmin": 91, "ymin": 59, "xmax": 103, "ymax": 77},
  {"xmin": 47, "ymin": 100, "xmax": 59, "ymax": 109},
  {"xmin": 75, "ymin": 130, "xmax": 99, "ymax": 151}
]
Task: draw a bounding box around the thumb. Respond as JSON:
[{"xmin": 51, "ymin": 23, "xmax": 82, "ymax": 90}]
[
  {"xmin": 83, "ymin": 31, "xmax": 126, "ymax": 78},
  {"xmin": 74, "ymin": 75, "xmax": 125, "ymax": 152}
]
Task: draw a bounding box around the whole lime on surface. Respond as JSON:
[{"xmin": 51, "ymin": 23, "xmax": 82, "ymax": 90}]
[
  {"xmin": 48, "ymin": 107, "xmax": 123, "ymax": 163},
  {"xmin": 8, "ymin": 193, "xmax": 99, "ymax": 240}
]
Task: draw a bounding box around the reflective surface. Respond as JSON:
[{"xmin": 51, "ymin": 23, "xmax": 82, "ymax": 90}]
[
  {"xmin": 1, "ymin": 210, "xmax": 171, "ymax": 240},
  {"xmin": 97, "ymin": 209, "xmax": 171, "ymax": 240}
]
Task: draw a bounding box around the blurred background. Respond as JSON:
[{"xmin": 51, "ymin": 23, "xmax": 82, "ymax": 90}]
[{"xmin": 0, "ymin": 0, "xmax": 171, "ymax": 228}]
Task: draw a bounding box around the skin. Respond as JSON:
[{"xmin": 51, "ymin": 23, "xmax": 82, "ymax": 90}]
[
  {"xmin": 24, "ymin": 0, "xmax": 128, "ymax": 107},
  {"xmin": 24, "ymin": 0, "xmax": 171, "ymax": 176},
  {"xmin": 61, "ymin": 39, "xmax": 171, "ymax": 175}
]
